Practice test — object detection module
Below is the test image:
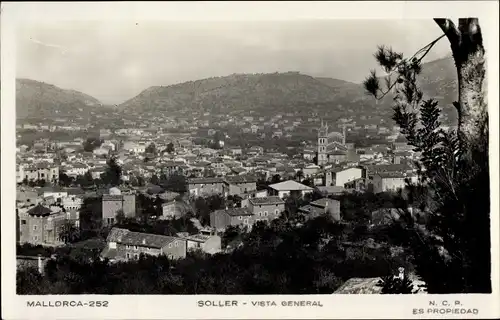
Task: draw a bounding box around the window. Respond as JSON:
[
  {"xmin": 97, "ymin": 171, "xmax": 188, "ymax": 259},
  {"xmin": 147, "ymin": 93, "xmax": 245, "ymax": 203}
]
[
  {"xmin": 33, "ymin": 225, "xmax": 37, "ymax": 231},
  {"xmin": 126, "ymin": 245, "xmax": 130, "ymax": 249},
  {"xmin": 169, "ymin": 243, "xmax": 172, "ymax": 248},
  {"xmin": 175, "ymin": 241, "xmax": 179, "ymax": 247},
  {"xmin": 244, "ymin": 219, "xmax": 248, "ymax": 224},
  {"xmin": 238, "ymin": 216, "xmax": 243, "ymax": 220},
  {"xmin": 147, "ymin": 247, "xmax": 151, "ymax": 251},
  {"xmin": 264, "ymin": 211, "xmax": 268, "ymax": 216},
  {"xmin": 134, "ymin": 246, "xmax": 138, "ymax": 250},
  {"xmin": 126, "ymin": 253, "xmax": 130, "ymax": 259},
  {"xmin": 21, "ymin": 220, "xmax": 26, "ymax": 225},
  {"xmin": 275, "ymin": 209, "xmax": 279, "ymax": 214},
  {"xmin": 134, "ymin": 254, "xmax": 139, "ymax": 259},
  {"xmin": 33, "ymin": 236, "xmax": 38, "ymax": 241}
]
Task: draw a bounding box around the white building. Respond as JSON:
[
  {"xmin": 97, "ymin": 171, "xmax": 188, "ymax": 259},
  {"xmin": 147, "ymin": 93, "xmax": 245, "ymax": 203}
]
[
  {"xmin": 268, "ymin": 180, "xmax": 313, "ymax": 199},
  {"xmin": 325, "ymin": 167, "xmax": 363, "ymax": 187}
]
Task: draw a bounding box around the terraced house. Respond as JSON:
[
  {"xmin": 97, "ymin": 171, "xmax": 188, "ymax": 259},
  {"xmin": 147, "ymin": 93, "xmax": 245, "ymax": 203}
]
[
  {"xmin": 247, "ymin": 196, "xmax": 285, "ymax": 223},
  {"xmin": 101, "ymin": 227, "xmax": 187, "ymax": 262},
  {"xmin": 223, "ymin": 175, "xmax": 258, "ymax": 196},
  {"xmin": 210, "ymin": 207, "xmax": 255, "ymax": 232},
  {"xmin": 187, "ymin": 177, "xmax": 225, "ymax": 197}
]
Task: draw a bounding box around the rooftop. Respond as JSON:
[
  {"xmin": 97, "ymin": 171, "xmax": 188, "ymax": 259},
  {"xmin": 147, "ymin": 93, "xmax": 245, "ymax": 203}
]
[
  {"xmin": 188, "ymin": 177, "xmax": 224, "ymax": 184},
  {"xmin": 106, "ymin": 227, "xmax": 179, "ymax": 249},
  {"xmin": 224, "ymin": 175, "xmax": 258, "ymax": 184},
  {"xmin": 249, "ymin": 196, "xmax": 285, "ymax": 206},
  {"xmin": 27, "ymin": 204, "xmax": 54, "ymax": 217},
  {"xmin": 212, "ymin": 207, "xmax": 253, "ymax": 217},
  {"xmin": 269, "ymin": 180, "xmax": 313, "ymax": 191}
]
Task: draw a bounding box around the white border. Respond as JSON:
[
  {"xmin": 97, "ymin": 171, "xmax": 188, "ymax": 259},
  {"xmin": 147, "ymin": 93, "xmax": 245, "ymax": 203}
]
[{"xmin": 2, "ymin": 2, "xmax": 499, "ymax": 319}]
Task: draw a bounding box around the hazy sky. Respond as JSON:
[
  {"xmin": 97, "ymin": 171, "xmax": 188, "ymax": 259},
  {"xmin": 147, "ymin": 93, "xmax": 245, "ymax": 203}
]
[{"xmin": 16, "ymin": 20, "xmax": 451, "ymax": 104}]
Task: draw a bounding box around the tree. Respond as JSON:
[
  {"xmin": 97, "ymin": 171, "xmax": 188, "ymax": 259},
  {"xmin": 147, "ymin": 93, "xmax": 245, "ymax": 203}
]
[
  {"xmin": 145, "ymin": 143, "xmax": 157, "ymax": 155},
  {"xmin": 36, "ymin": 179, "xmax": 46, "ymax": 187},
  {"xmin": 150, "ymin": 174, "xmax": 160, "ymax": 186},
  {"xmin": 58, "ymin": 171, "xmax": 73, "ymax": 187},
  {"xmin": 76, "ymin": 171, "xmax": 94, "ymax": 188},
  {"xmin": 166, "ymin": 142, "xmax": 175, "ymax": 154},
  {"xmin": 363, "ymin": 19, "xmax": 490, "ymax": 293},
  {"xmin": 161, "ymin": 172, "xmax": 187, "ymax": 193},
  {"xmin": 59, "ymin": 220, "xmax": 80, "ymax": 244},
  {"xmin": 271, "ymin": 174, "xmax": 281, "ymax": 184},
  {"xmin": 83, "ymin": 137, "xmax": 102, "ymax": 152},
  {"xmin": 101, "ymin": 156, "xmax": 122, "ymax": 187},
  {"xmin": 378, "ymin": 269, "xmax": 417, "ymax": 294},
  {"xmin": 295, "ymin": 170, "xmax": 304, "ymax": 182}
]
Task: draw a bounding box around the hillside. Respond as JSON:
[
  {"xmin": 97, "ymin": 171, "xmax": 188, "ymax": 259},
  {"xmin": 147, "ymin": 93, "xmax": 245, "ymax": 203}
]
[
  {"xmin": 16, "ymin": 79, "xmax": 102, "ymax": 120},
  {"xmin": 119, "ymin": 72, "xmax": 379, "ymax": 116},
  {"xmin": 118, "ymin": 57, "xmax": 458, "ymax": 122}
]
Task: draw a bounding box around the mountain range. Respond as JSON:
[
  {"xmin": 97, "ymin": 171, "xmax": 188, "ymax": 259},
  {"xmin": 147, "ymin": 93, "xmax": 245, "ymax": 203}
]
[{"xmin": 16, "ymin": 56, "xmax": 459, "ymax": 123}]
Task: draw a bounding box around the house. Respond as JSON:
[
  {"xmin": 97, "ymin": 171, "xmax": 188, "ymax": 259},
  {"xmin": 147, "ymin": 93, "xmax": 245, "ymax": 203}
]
[
  {"xmin": 247, "ymin": 196, "xmax": 285, "ymax": 223},
  {"xmin": 102, "ymin": 188, "xmax": 136, "ymax": 225},
  {"xmin": 229, "ymin": 147, "xmax": 243, "ymax": 156},
  {"xmin": 368, "ymin": 172, "xmax": 417, "ymax": 193},
  {"xmin": 20, "ymin": 162, "xmax": 59, "ymax": 183},
  {"xmin": 38, "ymin": 187, "xmax": 68, "ymax": 202},
  {"xmin": 61, "ymin": 195, "xmax": 83, "ymax": 211},
  {"xmin": 160, "ymin": 200, "xmax": 192, "ymax": 220},
  {"xmin": 302, "ymin": 164, "xmax": 321, "ymax": 178},
  {"xmin": 223, "ymin": 175, "xmax": 257, "ymax": 196},
  {"xmin": 18, "ymin": 204, "xmax": 66, "ymax": 246},
  {"xmin": 188, "ymin": 177, "xmax": 225, "ymax": 197},
  {"xmin": 315, "ymin": 185, "xmax": 347, "ymax": 197},
  {"xmin": 182, "ymin": 233, "xmax": 222, "ymax": 254},
  {"xmin": 16, "ymin": 188, "xmax": 40, "ymax": 206},
  {"xmin": 100, "ymin": 227, "xmax": 187, "ymax": 262},
  {"xmin": 324, "ymin": 167, "xmax": 363, "ymax": 187},
  {"xmin": 210, "ymin": 207, "xmax": 255, "ymax": 231},
  {"xmin": 298, "ymin": 198, "xmax": 341, "ymax": 221},
  {"xmin": 268, "ymin": 180, "xmax": 314, "ymax": 199}
]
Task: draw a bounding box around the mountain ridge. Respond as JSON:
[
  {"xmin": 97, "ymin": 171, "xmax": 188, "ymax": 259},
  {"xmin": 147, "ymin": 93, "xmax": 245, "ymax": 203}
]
[{"xmin": 16, "ymin": 78, "xmax": 103, "ymax": 120}]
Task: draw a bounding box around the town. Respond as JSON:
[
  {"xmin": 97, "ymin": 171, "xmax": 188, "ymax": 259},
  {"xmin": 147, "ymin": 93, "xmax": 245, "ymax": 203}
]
[{"xmin": 16, "ymin": 107, "xmax": 429, "ymax": 293}]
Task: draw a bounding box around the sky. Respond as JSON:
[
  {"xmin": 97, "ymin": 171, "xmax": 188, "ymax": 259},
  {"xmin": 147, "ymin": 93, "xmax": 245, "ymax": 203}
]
[{"xmin": 16, "ymin": 20, "xmax": 451, "ymax": 104}]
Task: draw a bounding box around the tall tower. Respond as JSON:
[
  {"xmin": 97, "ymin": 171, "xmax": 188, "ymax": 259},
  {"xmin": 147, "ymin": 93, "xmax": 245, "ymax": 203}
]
[
  {"xmin": 342, "ymin": 124, "xmax": 347, "ymax": 146},
  {"xmin": 317, "ymin": 120, "xmax": 328, "ymax": 166}
]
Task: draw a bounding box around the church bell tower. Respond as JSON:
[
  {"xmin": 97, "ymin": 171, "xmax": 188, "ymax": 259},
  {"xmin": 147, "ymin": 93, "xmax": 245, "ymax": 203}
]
[{"xmin": 317, "ymin": 120, "xmax": 328, "ymax": 166}]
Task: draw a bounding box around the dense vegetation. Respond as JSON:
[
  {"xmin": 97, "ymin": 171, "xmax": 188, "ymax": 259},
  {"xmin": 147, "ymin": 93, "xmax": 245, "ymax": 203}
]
[{"xmin": 18, "ymin": 212, "xmax": 411, "ymax": 294}]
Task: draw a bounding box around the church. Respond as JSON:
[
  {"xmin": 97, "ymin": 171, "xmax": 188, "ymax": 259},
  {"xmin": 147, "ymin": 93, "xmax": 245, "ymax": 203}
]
[{"xmin": 317, "ymin": 121, "xmax": 348, "ymax": 166}]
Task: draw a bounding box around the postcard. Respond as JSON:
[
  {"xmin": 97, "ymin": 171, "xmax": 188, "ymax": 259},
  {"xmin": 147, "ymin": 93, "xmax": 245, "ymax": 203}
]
[{"xmin": 1, "ymin": 1, "xmax": 499, "ymax": 319}]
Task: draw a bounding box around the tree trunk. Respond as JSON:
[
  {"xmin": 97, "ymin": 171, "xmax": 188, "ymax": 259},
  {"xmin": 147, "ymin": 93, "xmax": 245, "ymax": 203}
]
[{"xmin": 434, "ymin": 18, "xmax": 488, "ymax": 150}]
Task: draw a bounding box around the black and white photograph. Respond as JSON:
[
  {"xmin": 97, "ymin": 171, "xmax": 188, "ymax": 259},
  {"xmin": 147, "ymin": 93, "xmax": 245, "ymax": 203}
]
[{"xmin": 2, "ymin": 1, "xmax": 499, "ymax": 319}]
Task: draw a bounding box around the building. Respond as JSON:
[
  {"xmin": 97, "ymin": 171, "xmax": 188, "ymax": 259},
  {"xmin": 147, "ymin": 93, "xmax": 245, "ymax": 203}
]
[
  {"xmin": 247, "ymin": 196, "xmax": 285, "ymax": 223},
  {"xmin": 223, "ymin": 175, "xmax": 257, "ymax": 196},
  {"xmin": 19, "ymin": 163, "xmax": 59, "ymax": 184},
  {"xmin": 324, "ymin": 167, "xmax": 363, "ymax": 187},
  {"xmin": 18, "ymin": 204, "xmax": 66, "ymax": 246},
  {"xmin": 182, "ymin": 233, "xmax": 222, "ymax": 254},
  {"xmin": 102, "ymin": 188, "xmax": 136, "ymax": 225},
  {"xmin": 368, "ymin": 172, "xmax": 417, "ymax": 193},
  {"xmin": 61, "ymin": 195, "xmax": 83, "ymax": 211},
  {"xmin": 367, "ymin": 172, "xmax": 416, "ymax": 193},
  {"xmin": 188, "ymin": 177, "xmax": 225, "ymax": 197},
  {"xmin": 210, "ymin": 207, "xmax": 255, "ymax": 231},
  {"xmin": 160, "ymin": 200, "xmax": 192, "ymax": 220},
  {"xmin": 317, "ymin": 121, "xmax": 348, "ymax": 166},
  {"xmin": 100, "ymin": 227, "xmax": 187, "ymax": 262},
  {"xmin": 268, "ymin": 180, "xmax": 314, "ymax": 199},
  {"xmin": 298, "ymin": 198, "xmax": 341, "ymax": 221}
]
